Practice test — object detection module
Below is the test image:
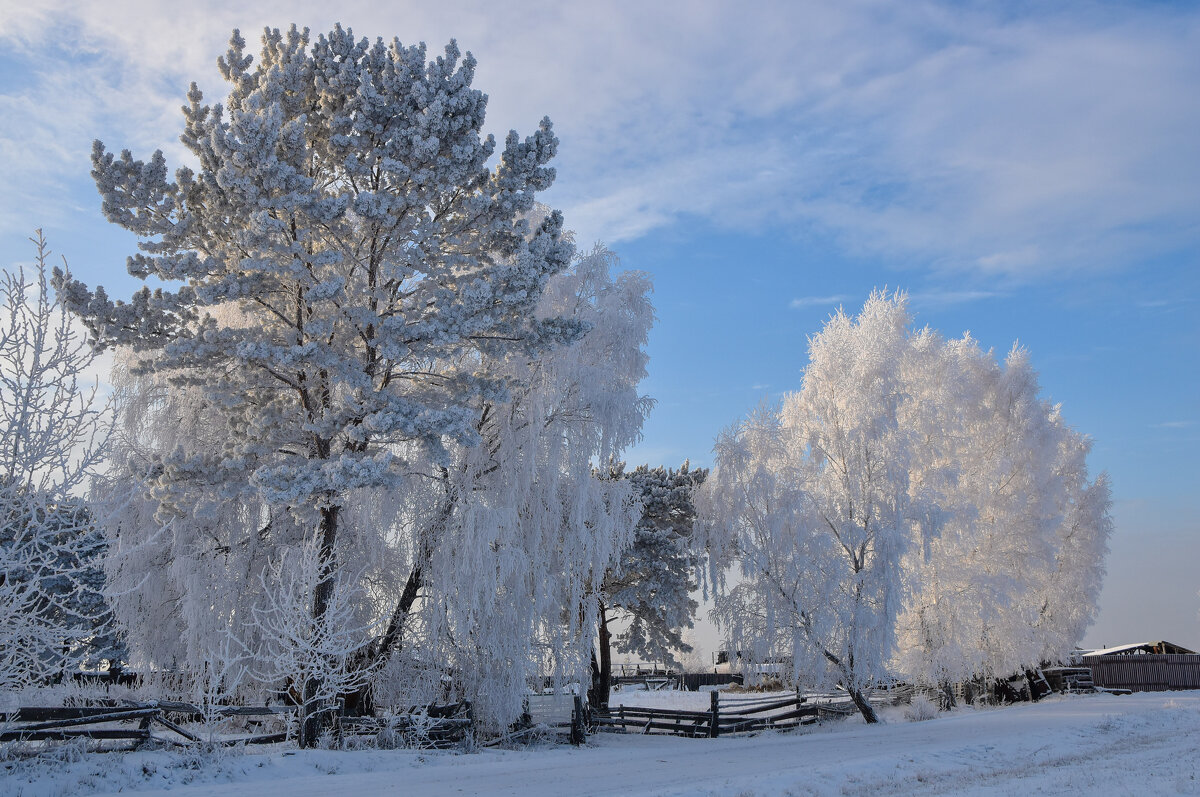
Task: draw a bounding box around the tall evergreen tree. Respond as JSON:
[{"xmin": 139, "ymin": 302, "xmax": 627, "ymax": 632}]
[
  {"xmin": 57, "ymin": 25, "xmax": 585, "ymax": 741},
  {"xmin": 592, "ymin": 463, "xmax": 707, "ymax": 707}
]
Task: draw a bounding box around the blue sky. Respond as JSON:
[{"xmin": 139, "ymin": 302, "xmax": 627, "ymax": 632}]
[{"xmin": 2, "ymin": 0, "xmax": 1197, "ymax": 652}]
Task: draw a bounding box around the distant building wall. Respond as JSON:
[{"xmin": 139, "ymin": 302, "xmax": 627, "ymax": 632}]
[
  {"xmin": 1086, "ymin": 654, "xmax": 1200, "ymax": 691},
  {"xmin": 682, "ymin": 673, "xmax": 743, "ymax": 691}
]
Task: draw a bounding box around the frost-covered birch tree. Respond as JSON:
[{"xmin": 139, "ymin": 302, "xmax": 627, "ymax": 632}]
[
  {"xmin": 701, "ymin": 291, "xmax": 1111, "ymax": 720},
  {"xmin": 895, "ymin": 338, "xmax": 1111, "ymax": 694},
  {"xmin": 249, "ymin": 538, "xmax": 380, "ymax": 745},
  {"xmin": 703, "ymin": 292, "xmax": 928, "ymax": 722},
  {"xmin": 57, "ymin": 25, "xmax": 585, "ymax": 737},
  {"xmin": 1, "ymin": 233, "xmax": 116, "ymax": 690},
  {"xmin": 386, "ymin": 243, "xmax": 653, "ymax": 728}
]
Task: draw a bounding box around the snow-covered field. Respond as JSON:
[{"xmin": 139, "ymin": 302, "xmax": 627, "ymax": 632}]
[{"xmin": 3, "ymin": 691, "xmax": 1198, "ymax": 797}]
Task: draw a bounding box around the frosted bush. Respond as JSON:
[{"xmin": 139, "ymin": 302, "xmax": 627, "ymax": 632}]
[{"xmin": 904, "ymin": 694, "xmax": 939, "ymax": 722}]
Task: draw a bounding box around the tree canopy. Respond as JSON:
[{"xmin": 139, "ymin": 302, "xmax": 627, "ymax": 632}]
[
  {"xmin": 58, "ymin": 25, "xmax": 653, "ymax": 735},
  {"xmin": 700, "ymin": 291, "xmax": 1111, "ymax": 722}
]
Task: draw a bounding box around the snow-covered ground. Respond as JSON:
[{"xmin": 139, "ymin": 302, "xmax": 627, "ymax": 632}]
[{"xmin": 3, "ymin": 691, "xmax": 1198, "ymax": 796}]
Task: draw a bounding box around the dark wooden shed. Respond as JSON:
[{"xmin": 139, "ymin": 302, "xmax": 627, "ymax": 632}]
[{"xmin": 1079, "ymin": 640, "xmax": 1200, "ymax": 691}]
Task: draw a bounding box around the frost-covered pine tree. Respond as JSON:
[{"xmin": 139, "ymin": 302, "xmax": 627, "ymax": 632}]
[
  {"xmin": 592, "ymin": 462, "xmax": 707, "ymax": 706},
  {"xmin": 95, "ymin": 235, "xmax": 652, "ymax": 731},
  {"xmin": 1, "ymin": 232, "xmax": 117, "ymax": 689},
  {"xmin": 56, "ymin": 25, "xmax": 580, "ymax": 738}
]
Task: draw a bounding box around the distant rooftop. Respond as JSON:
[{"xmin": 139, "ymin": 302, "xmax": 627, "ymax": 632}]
[{"xmin": 1081, "ymin": 640, "xmax": 1196, "ymax": 656}]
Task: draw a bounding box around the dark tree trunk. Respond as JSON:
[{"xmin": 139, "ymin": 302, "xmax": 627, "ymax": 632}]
[
  {"xmin": 848, "ymin": 686, "xmax": 879, "ymax": 724},
  {"xmin": 817, "ymin": 647, "xmax": 879, "ymax": 724},
  {"xmin": 595, "ymin": 602, "xmax": 612, "ymax": 709},
  {"xmin": 301, "ymin": 503, "xmax": 340, "ymax": 746},
  {"xmin": 337, "ymin": 483, "xmax": 450, "ymax": 722},
  {"xmin": 376, "ymin": 564, "xmax": 423, "ymax": 661},
  {"xmin": 341, "ymin": 563, "xmax": 424, "ymax": 717},
  {"xmin": 311, "ymin": 504, "xmax": 340, "ymax": 620},
  {"xmin": 588, "ymin": 651, "xmax": 602, "ymax": 709},
  {"xmin": 940, "ymin": 680, "xmax": 957, "ymax": 709},
  {"xmin": 361, "ymin": 485, "xmax": 451, "ymax": 672}
]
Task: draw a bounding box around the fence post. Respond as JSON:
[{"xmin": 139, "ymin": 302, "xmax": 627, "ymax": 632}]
[{"xmin": 708, "ymin": 690, "xmax": 720, "ymax": 738}]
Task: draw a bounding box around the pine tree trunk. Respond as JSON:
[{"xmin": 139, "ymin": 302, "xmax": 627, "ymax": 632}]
[
  {"xmin": 588, "ymin": 651, "xmax": 602, "ymax": 709},
  {"xmin": 302, "ymin": 503, "xmax": 340, "ymax": 747},
  {"xmin": 311, "ymin": 504, "xmax": 340, "ymax": 620}
]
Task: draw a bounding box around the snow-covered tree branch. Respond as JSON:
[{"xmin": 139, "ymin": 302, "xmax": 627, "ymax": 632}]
[{"xmin": 1, "ymin": 231, "xmax": 117, "ymax": 690}]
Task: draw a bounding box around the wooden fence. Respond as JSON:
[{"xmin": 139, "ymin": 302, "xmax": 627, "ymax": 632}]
[
  {"xmin": 592, "ymin": 691, "xmax": 819, "ymax": 737},
  {"xmin": 1085, "ymin": 654, "xmax": 1200, "ymax": 691},
  {"xmin": 481, "ymin": 694, "xmax": 587, "ymax": 747},
  {"xmin": 1, "ymin": 700, "xmax": 475, "ymax": 750},
  {"xmin": 0, "ymin": 702, "xmax": 293, "ymax": 748}
]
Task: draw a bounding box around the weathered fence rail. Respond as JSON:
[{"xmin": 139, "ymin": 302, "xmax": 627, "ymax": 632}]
[
  {"xmin": 2, "ymin": 699, "xmax": 480, "ymax": 751},
  {"xmin": 681, "ymin": 673, "xmax": 743, "ymax": 691},
  {"xmin": 0, "ymin": 702, "xmax": 294, "ymax": 748},
  {"xmin": 592, "ymin": 690, "xmax": 819, "ymax": 738},
  {"xmin": 593, "ymin": 683, "xmax": 938, "ymax": 739}
]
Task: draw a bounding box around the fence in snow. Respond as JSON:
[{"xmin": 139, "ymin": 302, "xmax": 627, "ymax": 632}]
[
  {"xmin": 0, "ymin": 699, "xmax": 474, "ymax": 750},
  {"xmin": 0, "ymin": 702, "xmax": 294, "ymax": 748},
  {"xmin": 592, "ymin": 690, "xmax": 817, "ymax": 737}
]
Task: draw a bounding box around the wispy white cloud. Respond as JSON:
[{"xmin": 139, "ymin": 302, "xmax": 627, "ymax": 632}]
[
  {"xmin": 908, "ymin": 289, "xmax": 1007, "ymax": 307},
  {"xmin": 3, "ymin": 1, "xmax": 1198, "ymax": 279},
  {"xmin": 791, "ymin": 288, "xmax": 1004, "ymax": 311},
  {"xmin": 789, "ymin": 294, "xmax": 851, "ymax": 309},
  {"xmin": 1152, "ymin": 421, "xmax": 1195, "ymax": 429}
]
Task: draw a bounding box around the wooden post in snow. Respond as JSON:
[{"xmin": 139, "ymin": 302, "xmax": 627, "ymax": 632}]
[{"xmin": 709, "ymin": 690, "xmax": 720, "ymax": 738}]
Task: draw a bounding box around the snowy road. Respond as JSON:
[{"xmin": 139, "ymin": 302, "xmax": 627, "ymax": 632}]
[{"xmin": 11, "ymin": 692, "xmax": 1198, "ymax": 796}]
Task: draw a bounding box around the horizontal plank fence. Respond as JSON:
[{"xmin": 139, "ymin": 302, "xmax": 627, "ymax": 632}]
[
  {"xmin": 0, "ymin": 702, "xmax": 294, "ymax": 748},
  {"xmin": 593, "ymin": 683, "xmax": 937, "ymax": 739},
  {"xmin": 2, "ymin": 699, "xmax": 480, "ymax": 751},
  {"xmin": 592, "ymin": 691, "xmax": 819, "ymax": 738},
  {"xmin": 1085, "ymin": 654, "xmax": 1200, "ymax": 691}
]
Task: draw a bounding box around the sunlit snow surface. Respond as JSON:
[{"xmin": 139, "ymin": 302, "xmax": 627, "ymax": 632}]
[{"xmin": 5, "ymin": 691, "xmax": 1198, "ymax": 796}]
